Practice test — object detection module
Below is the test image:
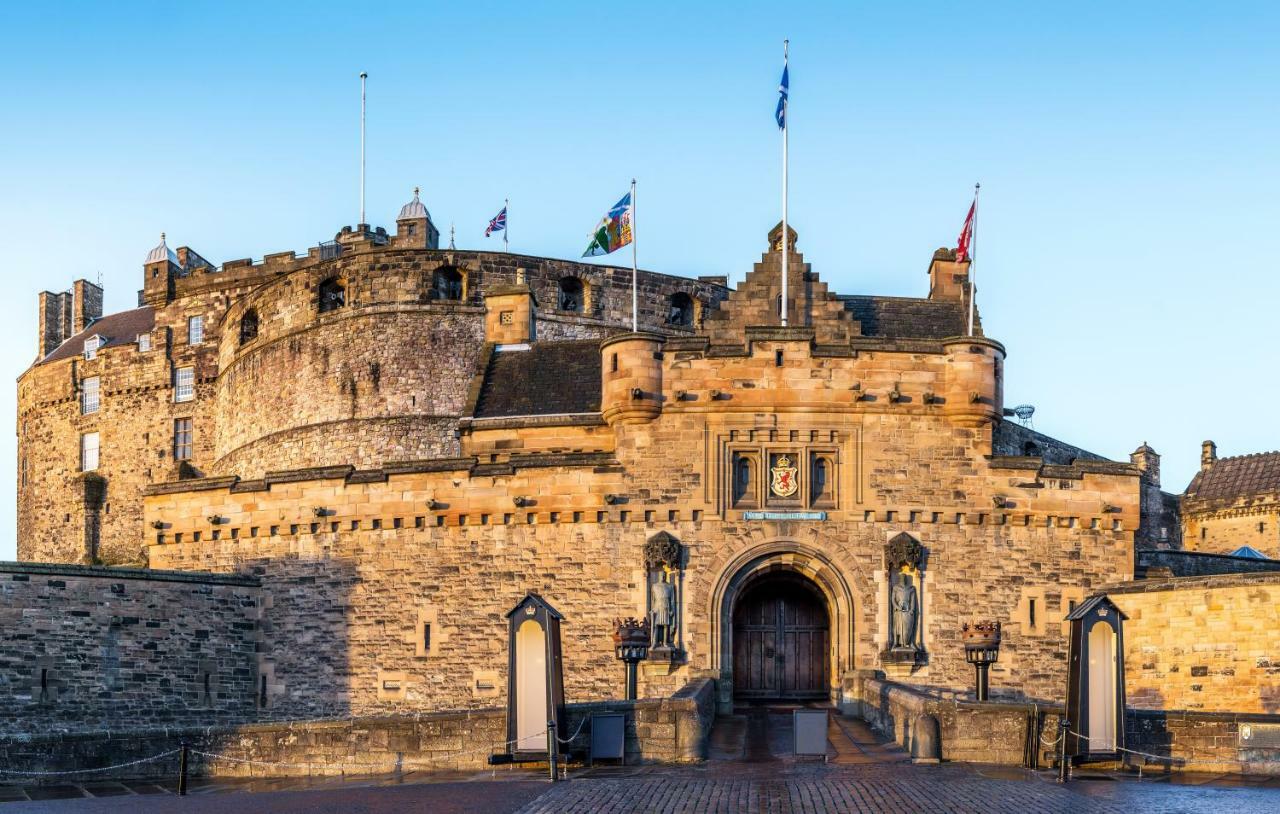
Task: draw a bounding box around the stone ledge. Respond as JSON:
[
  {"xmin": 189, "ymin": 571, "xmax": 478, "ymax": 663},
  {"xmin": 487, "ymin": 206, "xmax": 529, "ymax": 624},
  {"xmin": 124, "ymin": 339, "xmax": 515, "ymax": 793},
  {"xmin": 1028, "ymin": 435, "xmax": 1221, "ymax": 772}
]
[
  {"xmin": 0, "ymin": 560, "xmax": 260, "ymax": 587},
  {"xmin": 1102, "ymin": 570, "xmax": 1280, "ymax": 594}
]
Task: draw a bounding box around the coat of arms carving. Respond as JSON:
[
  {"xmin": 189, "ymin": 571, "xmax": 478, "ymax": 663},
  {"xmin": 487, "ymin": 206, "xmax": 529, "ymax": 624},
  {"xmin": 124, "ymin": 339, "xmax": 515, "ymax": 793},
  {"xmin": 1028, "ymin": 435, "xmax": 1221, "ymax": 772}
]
[{"xmin": 769, "ymin": 455, "xmax": 799, "ymax": 498}]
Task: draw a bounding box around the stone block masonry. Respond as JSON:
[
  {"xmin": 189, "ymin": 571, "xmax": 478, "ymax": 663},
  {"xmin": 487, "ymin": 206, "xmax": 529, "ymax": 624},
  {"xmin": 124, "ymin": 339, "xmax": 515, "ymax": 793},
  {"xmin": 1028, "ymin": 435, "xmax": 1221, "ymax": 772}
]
[
  {"xmin": 0, "ymin": 562, "xmax": 260, "ymax": 734},
  {"xmin": 1106, "ymin": 571, "xmax": 1280, "ymax": 715}
]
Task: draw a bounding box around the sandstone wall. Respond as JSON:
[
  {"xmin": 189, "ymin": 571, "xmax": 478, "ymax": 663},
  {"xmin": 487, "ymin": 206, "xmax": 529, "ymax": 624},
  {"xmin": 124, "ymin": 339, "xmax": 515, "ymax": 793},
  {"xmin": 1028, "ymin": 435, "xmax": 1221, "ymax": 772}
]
[
  {"xmin": 1108, "ymin": 572, "xmax": 1280, "ymax": 714},
  {"xmin": 19, "ymin": 241, "xmax": 728, "ymax": 565},
  {"xmin": 1184, "ymin": 508, "xmax": 1280, "ymax": 559},
  {"xmin": 0, "ymin": 562, "xmax": 260, "ymax": 733}
]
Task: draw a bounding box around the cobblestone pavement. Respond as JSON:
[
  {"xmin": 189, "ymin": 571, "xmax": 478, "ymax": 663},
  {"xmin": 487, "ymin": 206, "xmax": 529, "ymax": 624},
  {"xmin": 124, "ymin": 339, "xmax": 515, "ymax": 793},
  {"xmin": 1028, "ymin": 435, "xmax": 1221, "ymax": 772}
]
[{"xmin": 3, "ymin": 712, "xmax": 1279, "ymax": 812}]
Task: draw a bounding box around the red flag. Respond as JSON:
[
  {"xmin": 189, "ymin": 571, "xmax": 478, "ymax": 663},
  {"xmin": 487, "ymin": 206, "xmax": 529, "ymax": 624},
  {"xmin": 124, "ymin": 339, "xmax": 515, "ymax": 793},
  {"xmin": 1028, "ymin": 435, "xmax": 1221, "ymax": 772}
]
[{"xmin": 956, "ymin": 200, "xmax": 976, "ymax": 263}]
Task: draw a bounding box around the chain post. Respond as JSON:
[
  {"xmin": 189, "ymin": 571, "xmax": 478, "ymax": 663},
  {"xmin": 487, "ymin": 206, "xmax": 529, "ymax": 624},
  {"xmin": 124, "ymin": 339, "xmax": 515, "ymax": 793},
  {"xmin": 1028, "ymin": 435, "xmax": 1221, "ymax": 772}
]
[
  {"xmin": 546, "ymin": 720, "xmax": 558, "ymax": 782},
  {"xmin": 1057, "ymin": 717, "xmax": 1070, "ymax": 783},
  {"xmin": 178, "ymin": 742, "xmax": 189, "ymax": 796}
]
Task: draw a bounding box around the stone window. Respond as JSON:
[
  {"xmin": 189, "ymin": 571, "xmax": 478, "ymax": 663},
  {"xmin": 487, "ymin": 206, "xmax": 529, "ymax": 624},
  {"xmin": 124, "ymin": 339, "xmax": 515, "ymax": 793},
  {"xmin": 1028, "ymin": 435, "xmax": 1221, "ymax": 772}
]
[
  {"xmin": 558, "ymin": 277, "xmax": 584, "ymax": 312},
  {"xmin": 432, "ymin": 267, "xmax": 464, "ymax": 301},
  {"xmin": 1022, "ymin": 441, "xmax": 1040, "ymax": 457},
  {"xmin": 175, "ymin": 366, "xmax": 195, "ymax": 402},
  {"xmin": 83, "ymin": 335, "xmax": 101, "ymax": 361},
  {"xmin": 81, "ymin": 431, "xmax": 100, "ymax": 472},
  {"xmin": 318, "ymin": 278, "xmax": 346, "ymax": 313},
  {"xmin": 136, "ymin": 332, "xmax": 151, "ymax": 352},
  {"xmin": 667, "ymin": 292, "xmax": 694, "ymax": 327},
  {"xmin": 187, "ymin": 315, "xmax": 204, "ymax": 345},
  {"xmin": 239, "ymin": 309, "xmax": 259, "ymax": 345},
  {"xmin": 173, "ymin": 417, "xmax": 193, "ymax": 461},
  {"xmin": 81, "ymin": 376, "xmax": 100, "ymax": 415}
]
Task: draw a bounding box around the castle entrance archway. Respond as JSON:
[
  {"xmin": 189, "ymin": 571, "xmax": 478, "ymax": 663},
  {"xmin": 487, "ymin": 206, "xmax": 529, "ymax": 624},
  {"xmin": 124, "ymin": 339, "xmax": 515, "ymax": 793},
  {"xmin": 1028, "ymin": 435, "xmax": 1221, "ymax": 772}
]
[
  {"xmin": 732, "ymin": 572, "xmax": 829, "ymax": 700},
  {"xmin": 710, "ymin": 541, "xmax": 856, "ymax": 709}
]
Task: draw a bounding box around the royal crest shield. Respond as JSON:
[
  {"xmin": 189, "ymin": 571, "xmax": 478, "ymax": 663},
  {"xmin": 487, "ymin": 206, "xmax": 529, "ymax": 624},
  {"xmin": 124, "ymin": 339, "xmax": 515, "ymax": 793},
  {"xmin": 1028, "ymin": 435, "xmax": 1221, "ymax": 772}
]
[{"xmin": 770, "ymin": 455, "xmax": 799, "ymax": 498}]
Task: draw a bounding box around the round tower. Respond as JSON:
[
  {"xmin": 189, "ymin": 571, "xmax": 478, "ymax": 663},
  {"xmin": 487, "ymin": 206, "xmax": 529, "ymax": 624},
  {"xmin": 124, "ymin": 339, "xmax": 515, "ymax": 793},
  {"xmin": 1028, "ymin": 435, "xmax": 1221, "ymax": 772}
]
[
  {"xmin": 601, "ymin": 333, "xmax": 665, "ymax": 426},
  {"xmin": 941, "ymin": 337, "xmax": 1004, "ymax": 427}
]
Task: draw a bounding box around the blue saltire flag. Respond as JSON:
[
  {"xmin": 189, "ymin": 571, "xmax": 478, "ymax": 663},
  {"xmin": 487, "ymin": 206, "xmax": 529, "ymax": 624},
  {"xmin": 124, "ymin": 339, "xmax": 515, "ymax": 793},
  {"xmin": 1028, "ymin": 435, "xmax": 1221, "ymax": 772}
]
[{"xmin": 776, "ymin": 62, "xmax": 788, "ymax": 129}]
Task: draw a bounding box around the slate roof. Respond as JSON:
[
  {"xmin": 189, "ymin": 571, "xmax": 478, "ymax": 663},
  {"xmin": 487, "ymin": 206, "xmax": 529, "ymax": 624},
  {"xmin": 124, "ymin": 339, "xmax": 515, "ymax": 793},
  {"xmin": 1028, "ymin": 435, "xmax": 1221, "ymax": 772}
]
[
  {"xmin": 473, "ymin": 341, "xmax": 601, "ymax": 418},
  {"xmin": 40, "ymin": 307, "xmax": 156, "ymax": 365},
  {"xmin": 1184, "ymin": 451, "xmax": 1280, "ymax": 511},
  {"xmin": 838, "ymin": 295, "xmax": 969, "ymax": 340},
  {"xmin": 991, "ymin": 421, "xmax": 1110, "ymax": 465}
]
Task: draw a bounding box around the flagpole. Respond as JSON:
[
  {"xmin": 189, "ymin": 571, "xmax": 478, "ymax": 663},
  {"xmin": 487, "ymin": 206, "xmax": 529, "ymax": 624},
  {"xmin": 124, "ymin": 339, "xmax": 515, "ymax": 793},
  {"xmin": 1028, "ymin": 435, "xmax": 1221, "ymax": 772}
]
[
  {"xmin": 967, "ymin": 182, "xmax": 980, "ymax": 336},
  {"xmin": 504, "ymin": 198, "xmax": 509, "ymax": 253},
  {"xmin": 631, "ymin": 178, "xmax": 638, "ymax": 332},
  {"xmin": 359, "ymin": 72, "xmax": 367, "ymax": 225},
  {"xmin": 780, "ymin": 39, "xmax": 789, "ymax": 327}
]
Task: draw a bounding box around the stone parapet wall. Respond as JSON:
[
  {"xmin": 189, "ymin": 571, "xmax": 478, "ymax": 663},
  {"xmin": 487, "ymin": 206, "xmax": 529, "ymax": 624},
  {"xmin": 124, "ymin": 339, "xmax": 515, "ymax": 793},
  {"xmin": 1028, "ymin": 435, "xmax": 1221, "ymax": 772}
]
[
  {"xmin": 1137, "ymin": 549, "xmax": 1280, "ymax": 578},
  {"xmin": 1105, "ymin": 572, "xmax": 1280, "ymax": 714},
  {"xmin": 845, "ymin": 671, "xmax": 1060, "ymax": 767},
  {"xmin": 0, "ymin": 562, "xmax": 260, "ymax": 734},
  {"xmin": 0, "ymin": 680, "xmax": 716, "ymax": 781},
  {"xmin": 1125, "ymin": 709, "xmax": 1280, "ymax": 775}
]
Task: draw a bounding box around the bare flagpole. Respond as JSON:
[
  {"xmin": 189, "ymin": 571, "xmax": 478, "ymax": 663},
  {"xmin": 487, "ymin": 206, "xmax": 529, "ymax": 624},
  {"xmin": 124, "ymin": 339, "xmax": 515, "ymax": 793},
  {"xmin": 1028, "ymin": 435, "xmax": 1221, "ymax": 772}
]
[
  {"xmin": 780, "ymin": 39, "xmax": 789, "ymax": 327},
  {"xmin": 631, "ymin": 179, "xmax": 638, "ymax": 332},
  {"xmin": 359, "ymin": 72, "xmax": 367, "ymax": 225},
  {"xmin": 967, "ymin": 182, "xmax": 980, "ymax": 336}
]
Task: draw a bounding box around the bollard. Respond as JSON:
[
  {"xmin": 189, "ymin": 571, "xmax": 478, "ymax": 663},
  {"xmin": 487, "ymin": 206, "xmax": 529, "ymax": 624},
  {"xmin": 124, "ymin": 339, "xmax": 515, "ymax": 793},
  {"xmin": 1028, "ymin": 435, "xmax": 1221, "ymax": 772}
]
[
  {"xmin": 1056, "ymin": 717, "xmax": 1070, "ymax": 783},
  {"xmin": 546, "ymin": 720, "xmax": 558, "ymax": 782},
  {"xmin": 178, "ymin": 742, "xmax": 189, "ymax": 796}
]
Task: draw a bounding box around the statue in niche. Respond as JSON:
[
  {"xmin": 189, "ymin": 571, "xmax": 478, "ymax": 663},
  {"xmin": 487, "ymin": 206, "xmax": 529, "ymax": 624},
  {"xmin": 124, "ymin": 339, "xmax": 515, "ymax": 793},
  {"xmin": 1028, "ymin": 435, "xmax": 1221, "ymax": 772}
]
[
  {"xmin": 650, "ymin": 568, "xmax": 677, "ymax": 648},
  {"xmin": 882, "ymin": 532, "xmax": 926, "ymax": 664},
  {"xmin": 644, "ymin": 532, "xmax": 684, "ymax": 660},
  {"xmin": 891, "ymin": 572, "xmax": 918, "ymax": 649}
]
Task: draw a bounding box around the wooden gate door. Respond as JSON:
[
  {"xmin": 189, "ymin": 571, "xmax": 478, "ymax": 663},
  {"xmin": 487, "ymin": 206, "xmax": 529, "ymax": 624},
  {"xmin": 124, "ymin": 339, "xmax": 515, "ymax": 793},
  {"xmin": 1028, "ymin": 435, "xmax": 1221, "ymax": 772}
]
[{"xmin": 733, "ymin": 580, "xmax": 829, "ymax": 700}]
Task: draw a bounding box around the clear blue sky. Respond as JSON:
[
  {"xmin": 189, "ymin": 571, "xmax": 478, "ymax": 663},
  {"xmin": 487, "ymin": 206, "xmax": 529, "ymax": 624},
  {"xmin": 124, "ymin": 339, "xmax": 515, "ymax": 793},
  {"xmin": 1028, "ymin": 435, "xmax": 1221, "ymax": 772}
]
[{"xmin": 2, "ymin": 2, "xmax": 1277, "ymax": 560}]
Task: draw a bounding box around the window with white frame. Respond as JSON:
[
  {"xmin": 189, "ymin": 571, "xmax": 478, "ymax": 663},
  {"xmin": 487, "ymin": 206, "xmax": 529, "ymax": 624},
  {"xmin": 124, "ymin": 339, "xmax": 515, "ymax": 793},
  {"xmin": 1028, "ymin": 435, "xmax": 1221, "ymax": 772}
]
[
  {"xmin": 83, "ymin": 335, "xmax": 102, "ymax": 361},
  {"xmin": 188, "ymin": 316, "xmax": 204, "ymax": 345},
  {"xmin": 175, "ymin": 366, "xmax": 195, "ymax": 402},
  {"xmin": 137, "ymin": 333, "xmax": 151, "ymax": 352},
  {"xmin": 81, "ymin": 376, "xmax": 100, "ymax": 415},
  {"xmin": 81, "ymin": 432, "xmax": 100, "ymax": 472}
]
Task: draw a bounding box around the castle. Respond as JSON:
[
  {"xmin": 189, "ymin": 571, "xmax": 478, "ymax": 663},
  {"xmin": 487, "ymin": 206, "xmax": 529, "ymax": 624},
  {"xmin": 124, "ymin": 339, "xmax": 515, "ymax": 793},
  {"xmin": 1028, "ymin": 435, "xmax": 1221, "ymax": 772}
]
[{"xmin": 9, "ymin": 190, "xmax": 1278, "ymax": 772}]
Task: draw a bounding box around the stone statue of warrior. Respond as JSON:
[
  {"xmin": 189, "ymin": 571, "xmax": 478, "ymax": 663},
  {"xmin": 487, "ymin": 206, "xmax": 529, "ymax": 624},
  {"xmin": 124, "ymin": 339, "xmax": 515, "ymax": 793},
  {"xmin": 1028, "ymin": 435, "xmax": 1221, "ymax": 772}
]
[
  {"xmin": 891, "ymin": 573, "xmax": 918, "ymax": 649},
  {"xmin": 650, "ymin": 569, "xmax": 677, "ymax": 648}
]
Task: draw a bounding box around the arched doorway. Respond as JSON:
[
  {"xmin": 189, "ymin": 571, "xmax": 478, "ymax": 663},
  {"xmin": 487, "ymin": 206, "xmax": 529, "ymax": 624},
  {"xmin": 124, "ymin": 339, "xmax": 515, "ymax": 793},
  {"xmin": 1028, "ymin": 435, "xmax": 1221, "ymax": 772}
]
[{"xmin": 732, "ymin": 572, "xmax": 830, "ymax": 700}]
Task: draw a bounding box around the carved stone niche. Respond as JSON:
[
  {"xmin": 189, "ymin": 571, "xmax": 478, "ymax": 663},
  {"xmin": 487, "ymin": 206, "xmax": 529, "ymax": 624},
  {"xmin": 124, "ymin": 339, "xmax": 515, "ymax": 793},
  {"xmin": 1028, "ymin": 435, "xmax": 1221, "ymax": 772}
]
[
  {"xmin": 881, "ymin": 532, "xmax": 927, "ymax": 670},
  {"xmin": 644, "ymin": 532, "xmax": 685, "ymax": 664}
]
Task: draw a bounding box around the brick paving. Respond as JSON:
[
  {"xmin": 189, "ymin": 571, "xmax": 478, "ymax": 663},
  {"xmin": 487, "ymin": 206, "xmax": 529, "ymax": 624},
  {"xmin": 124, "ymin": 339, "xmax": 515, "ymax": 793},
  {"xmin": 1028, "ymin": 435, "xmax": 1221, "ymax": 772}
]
[{"xmin": 4, "ymin": 712, "xmax": 1279, "ymax": 812}]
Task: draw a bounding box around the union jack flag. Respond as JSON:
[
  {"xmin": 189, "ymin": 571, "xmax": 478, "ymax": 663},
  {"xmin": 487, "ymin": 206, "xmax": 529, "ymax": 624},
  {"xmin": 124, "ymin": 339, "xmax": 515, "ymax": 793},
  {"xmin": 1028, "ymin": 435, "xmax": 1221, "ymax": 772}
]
[{"xmin": 485, "ymin": 207, "xmax": 507, "ymax": 237}]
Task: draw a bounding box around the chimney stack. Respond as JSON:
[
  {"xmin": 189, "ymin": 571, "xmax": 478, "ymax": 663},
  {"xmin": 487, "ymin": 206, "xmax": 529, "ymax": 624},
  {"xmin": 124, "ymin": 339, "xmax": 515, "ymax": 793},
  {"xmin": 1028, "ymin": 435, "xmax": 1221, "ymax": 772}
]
[
  {"xmin": 1201, "ymin": 440, "xmax": 1217, "ymax": 471},
  {"xmin": 71, "ymin": 279, "xmax": 103, "ymax": 336}
]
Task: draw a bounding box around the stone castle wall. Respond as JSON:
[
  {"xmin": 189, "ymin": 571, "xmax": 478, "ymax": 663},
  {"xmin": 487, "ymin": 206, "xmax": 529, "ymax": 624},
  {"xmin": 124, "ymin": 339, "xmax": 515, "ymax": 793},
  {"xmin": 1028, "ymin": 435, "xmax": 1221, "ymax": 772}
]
[
  {"xmin": 1184, "ymin": 507, "xmax": 1280, "ymax": 559},
  {"xmin": 0, "ymin": 562, "xmax": 260, "ymax": 733},
  {"xmin": 1108, "ymin": 572, "xmax": 1280, "ymax": 714},
  {"xmin": 18, "ymin": 240, "xmax": 727, "ymax": 565}
]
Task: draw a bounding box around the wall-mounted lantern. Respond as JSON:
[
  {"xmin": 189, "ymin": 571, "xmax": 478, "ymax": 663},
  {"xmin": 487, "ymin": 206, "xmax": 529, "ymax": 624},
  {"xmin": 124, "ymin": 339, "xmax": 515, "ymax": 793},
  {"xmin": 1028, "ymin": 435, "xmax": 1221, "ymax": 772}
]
[{"xmin": 1064, "ymin": 595, "xmax": 1127, "ymax": 760}]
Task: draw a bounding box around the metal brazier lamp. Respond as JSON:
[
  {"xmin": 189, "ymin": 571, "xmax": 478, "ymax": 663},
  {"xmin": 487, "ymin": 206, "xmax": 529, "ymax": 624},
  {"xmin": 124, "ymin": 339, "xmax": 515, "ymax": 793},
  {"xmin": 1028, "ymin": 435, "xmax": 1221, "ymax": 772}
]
[
  {"xmin": 962, "ymin": 621, "xmax": 1002, "ymax": 701},
  {"xmin": 612, "ymin": 617, "xmax": 651, "ymax": 700}
]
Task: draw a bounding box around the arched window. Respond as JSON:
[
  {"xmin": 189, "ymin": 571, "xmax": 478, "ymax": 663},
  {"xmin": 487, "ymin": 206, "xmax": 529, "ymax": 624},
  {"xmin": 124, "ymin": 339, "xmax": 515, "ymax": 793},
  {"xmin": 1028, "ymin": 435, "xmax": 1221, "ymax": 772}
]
[
  {"xmin": 239, "ymin": 309, "xmax": 259, "ymax": 345},
  {"xmin": 318, "ymin": 278, "xmax": 345, "ymax": 313},
  {"xmin": 667, "ymin": 292, "xmax": 694, "ymax": 327},
  {"xmin": 432, "ymin": 267, "xmax": 464, "ymax": 301},
  {"xmin": 1023, "ymin": 441, "xmax": 1040, "ymax": 457},
  {"xmin": 558, "ymin": 277, "xmax": 584, "ymax": 312}
]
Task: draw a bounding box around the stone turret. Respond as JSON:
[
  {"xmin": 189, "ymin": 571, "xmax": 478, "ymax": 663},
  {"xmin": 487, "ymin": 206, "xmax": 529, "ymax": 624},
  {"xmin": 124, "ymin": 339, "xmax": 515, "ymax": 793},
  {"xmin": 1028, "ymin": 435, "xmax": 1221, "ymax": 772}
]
[
  {"xmin": 600, "ymin": 333, "xmax": 664, "ymax": 425},
  {"xmin": 1131, "ymin": 442, "xmax": 1161, "ymax": 486},
  {"xmin": 941, "ymin": 338, "xmax": 1004, "ymax": 427},
  {"xmin": 394, "ymin": 187, "xmax": 440, "ymax": 249},
  {"xmin": 142, "ymin": 233, "xmax": 182, "ymax": 306}
]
